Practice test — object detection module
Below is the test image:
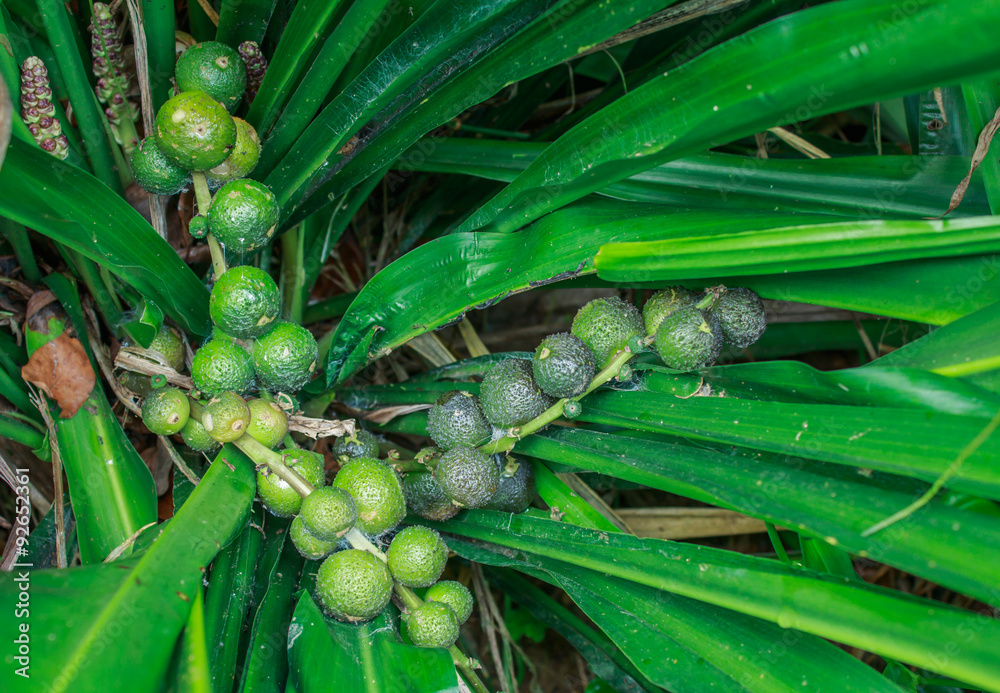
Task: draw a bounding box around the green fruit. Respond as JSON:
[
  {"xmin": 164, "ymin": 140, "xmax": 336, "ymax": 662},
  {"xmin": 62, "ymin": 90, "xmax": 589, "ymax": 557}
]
[
  {"xmin": 333, "ymin": 428, "xmax": 380, "ymax": 462},
  {"xmin": 299, "ymin": 486, "xmax": 357, "ymax": 541},
  {"xmin": 189, "ymin": 215, "xmax": 209, "ymax": 239},
  {"xmin": 141, "ymin": 386, "xmax": 190, "ymax": 435},
  {"xmin": 191, "ymin": 336, "xmax": 254, "ymax": 397},
  {"xmin": 435, "ymin": 446, "xmax": 499, "ymax": 509},
  {"xmin": 532, "ymin": 333, "xmax": 595, "ymax": 398},
  {"xmin": 406, "ymin": 602, "xmax": 459, "ymax": 649},
  {"xmin": 180, "ymin": 417, "xmax": 219, "ymax": 452},
  {"xmin": 386, "ymin": 526, "xmax": 448, "ymax": 588},
  {"xmin": 425, "ymin": 581, "xmax": 474, "ymax": 624},
  {"xmin": 144, "ymin": 324, "xmax": 185, "ymax": 371},
  {"xmin": 245, "ymin": 398, "xmax": 288, "ymax": 448},
  {"xmin": 426, "ymin": 391, "xmax": 491, "ymax": 451},
  {"xmin": 154, "ymin": 90, "xmax": 236, "ymax": 170},
  {"xmin": 316, "ymin": 549, "xmax": 393, "ymax": 622},
  {"xmin": 486, "ymin": 455, "xmax": 536, "ymax": 514},
  {"xmin": 252, "ymin": 321, "xmax": 319, "ymax": 393},
  {"xmin": 206, "ymin": 117, "xmax": 260, "ymax": 187},
  {"xmin": 402, "ymin": 472, "xmax": 460, "ymax": 522},
  {"xmin": 653, "ymin": 307, "xmax": 723, "ymax": 371},
  {"xmin": 209, "ymin": 266, "xmax": 280, "ymax": 339},
  {"xmin": 290, "ymin": 515, "xmax": 337, "ymax": 561},
  {"xmin": 479, "ymin": 359, "xmax": 554, "ymax": 428},
  {"xmin": 175, "ymin": 41, "xmax": 247, "ymax": 113},
  {"xmin": 711, "ymin": 287, "xmax": 767, "ymax": 348},
  {"xmin": 643, "ymin": 287, "xmax": 698, "ymax": 335},
  {"xmin": 256, "ymin": 448, "xmax": 326, "ymax": 517},
  {"xmin": 571, "ymin": 296, "xmax": 644, "ymax": 367},
  {"xmin": 207, "ymin": 179, "xmax": 279, "ymax": 253},
  {"xmin": 332, "ymin": 457, "xmax": 406, "ymax": 535},
  {"xmin": 201, "ymin": 391, "xmax": 250, "ymax": 443},
  {"xmin": 131, "ymin": 136, "xmax": 191, "ymax": 194}
]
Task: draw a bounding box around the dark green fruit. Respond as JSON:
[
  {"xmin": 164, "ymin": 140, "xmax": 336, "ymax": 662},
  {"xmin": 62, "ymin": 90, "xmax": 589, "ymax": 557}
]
[
  {"xmin": 175, "ymin": 41, "xmax": 246, "ymax": 113},
  {"xmin": 386, "ymin": 526, "xmax": 448, "ymax": 588},
  {"xmin": 479, "ymin": 359, "xmax": 554, "ymax": 428},
  {"xmin": 206, "ymin": 117, "xmax": 260, "ymax": 187},
  {"xmin": 245, "ymin": 398, "xmax": 288, "ymax": 448},
  {"xmin": 427, "ymin": 391, "xmax": 491, "ymax": 450},
  {"xmin": 201, "ymin": 391, "xmax": 250, "ymax": 443},
  {"xmin": 711, "ymin": 287, "xmax": 767, "ymax": 348},
  {"xmin": 486, "ymin": 455, "xmax": 536, "ymax": 514},
  {"xmin": 403, "ymin": 472, "xmax": 460, "ymax": 522},
  {"xmin": 209, "ymin": 266, "xmax": 280, "ymax": 339},
  {"xmin": 207, "ymin": 179, "xmax": 279, "ymax": 253},
  {"xmin": 435, "ymin": 446, "xmax": 499, "ymax": 509},
  {"xmin": 571, "ymin": 296, "xmax": 644, "ymax": 367},
  {"xmin": 144, "ymin": 324, "xmax": 185, "ymax": 371},
  {"xmin": 315, "ymin": 549, "xmax": 392, "ymax": 622},
  {"xmin": 406, "ymin": 602, "xmax": 459, "ymax": 649},
  {"xmin": 180, "ymin": 417, "xmax": 219, "ymax": 452},
  {"xmin": 425, "ymin": 581, "xmax": 474, "ymax": 624},
  {"xmin": 333, "ymin": 428, "xmax": 379, "ymax": 462},
  {"xmin": 252, "ymin": 321, "xmax": 319, "ymax": 393},
  {"xmin": 131, "ymin": 136, "xmax": 191, "ymax": 194},
  {"xmin": 290, "ymin": 515, "xmax": 336, "ymax": 560},
  {"xmin": 154, "ymin": 90, "xmax": 236, "ymax": 170},
  {"xmin": 654, "ymin": 307, "xmax": 723, "ymax": 371},
  {"xmin": 332, "ymin": 457, "xmax": 406, "ymax": 535},
  {"xmin": 643, "ymin": 287, "xmax": 698, "ymax": 335},
  {"xmin": 191, "ymin": 336, "xmax": 254, "ymax": 397},
  {"xmin": 532, "ymin": 333, "xmax": 595, "ymax": 398},
  {"xmin": 256, "ymin": 448, "xmax": 326, "ymax": 517},
  {"xmin": 299, "ymin": 486, "xmax": 357, "ymax": 541},
  {"xmin": 141, "ymin": 386, "xmax": 190, "ymax": 435}
]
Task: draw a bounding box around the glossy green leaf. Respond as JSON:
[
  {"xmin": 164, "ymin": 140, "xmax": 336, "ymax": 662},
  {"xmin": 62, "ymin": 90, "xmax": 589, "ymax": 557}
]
[
  {"xmin": 0, "ymin": 445, "xmax": 255, "ymax": 693},
  {"xmin": 173, "ymin": 588, "xmax": 213, "ymax": 693},
  {"xmin": 141, "ymin": 0, "xmax": 176, "ymax": 110},
  {"xmin": 216, "ymin": 0, "xmax": 277, "ymax": 47},
  {"xmin": 532, "ymin": 461, "xmax": 619, "ymax": 532}
]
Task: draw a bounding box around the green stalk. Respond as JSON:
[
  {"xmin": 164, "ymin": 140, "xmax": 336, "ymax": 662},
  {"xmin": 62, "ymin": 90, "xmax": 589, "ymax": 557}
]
[
  {"xmin": 191, "ymin": 172, "xmax": 228, "ymax": 279},
  {"xmin": 280, "ymin": 224, "xmax": 305, "ymax": 323}
]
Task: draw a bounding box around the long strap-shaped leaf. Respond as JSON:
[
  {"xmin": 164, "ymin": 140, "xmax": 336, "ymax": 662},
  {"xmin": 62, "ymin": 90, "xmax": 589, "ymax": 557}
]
[{"xmin": 461, "ymin": 0, "xmax": 1000, "ymax": 233}]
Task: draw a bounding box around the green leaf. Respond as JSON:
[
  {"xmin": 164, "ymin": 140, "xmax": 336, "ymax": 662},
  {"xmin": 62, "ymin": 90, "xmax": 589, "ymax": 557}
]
[
  {"xmin": 287, "ymin": 593, "xmax": 460, "ymax": 693},
  {"xmin": 173, "ymin": 588, "xmax": 213, "ymax": 693},
  {"xmin": 0, "ymin": 445, "xmax": 255, "ymax": 693},
  {"xmin": 140, "ymin": 0, "xmax": 176, "ymax": 110},
  {"xmin": 216, "ymin": 0, "xmax": 278, "ymax": 47}
]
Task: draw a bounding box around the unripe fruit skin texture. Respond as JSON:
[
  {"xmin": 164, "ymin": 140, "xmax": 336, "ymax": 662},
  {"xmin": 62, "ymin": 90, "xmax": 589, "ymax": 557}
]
[
  {"xmin": 643, "ymin": 287, "xmax": 698, "ymax": 335},
  {"xmin": 207, "ymin": 179, "xmax": 280, "ymax": 253},
  {"xmin": 427, "ymin": 391, "xmax": 491, "ymax": 450},
  {"xmin": 407, "ymin": 602, "xmax": 460, "ymax": 649},
  {"xmin": 316, "ymin": 549, "xmax": 393, "ymax": 622},
  {"xmin": 252, "ymin": 321, "xmax": 319, "ymax": 394},
  {"xmin": 245, "ymin": 398, "xmax": 288, "ymax": 448},
  {"xmin": 711, "ymin": 287, "xmax": 767, "ymax": 348},
  {"xmin": 145, "ymin": 325, "xmax": 186, "ymax": 371},
  {"xmin": 435, "ymin": 446, "xmax": 499, "ymax": 509},
  {"xmin": 532, "ymin": 332, "xmax": 595, "ymax": 398},
  {"xmin": 256, "ymin": 449, "xmax": 326, "ymax": 518},
  {"xmin": 180, "ymin": 417, "xmax": 219, "ymax": 452},
  {"xmin": 192, "ymin": 337, "xmax": 254, "ymax": 397},
  {"xmin": 479, "ymin": 359, "xmax": 554, "ymax": 428},
  {"xmin": 201, "ymin": 391, "xmax": 250, "ymax": 443},
  {"xmin": 333, "ymin": 457, "xmax": 406, "ymax": 535},
  {"xmin": 290, "ymin": 515, "xmax": 337, "ymax": 561},
  {"xmin": 154, "ymin": 90, "xmax": 235, "ymax": 170},
  {"xmin": 386, "ymin": 526, "xmax": 448, "ymax": 587},
  {"xmin": 571, "ymin": 296, "xmax": 644, "ymax": 367},
  {"xmin": 299, "ymin": 486, "xmax": 357, "ymax": 541},
  {"xmin": 333, "ymin": 429, "xmax": 379, "ymax": 462},
  {"xmin": 403, "ymin": 472, "xmax": 460, "ymax": 522},
  {"xmin": 209, "ymin": 266, "xmax": 280, "ymax": 339},
  {"xmin": 425, "ymin": 580, "xmax": 474, "ymax": 624},
  {"xmin": 175, "ymin": 41, "xmax": 246, "ymax": 113},
  {"xmin": 131, "ymin": 136, "xmax": 191, "ymax": 195},
  {"xmin": 654, "ymin": 307, "xmax": 723, "ymax": 371},
  {"xmin": 486, "ymin": 455, "xmax": 536, "ymax": 514},
  {"xmin": 142, "ymin": 386, "xmax": 190, "ymax": 435}
]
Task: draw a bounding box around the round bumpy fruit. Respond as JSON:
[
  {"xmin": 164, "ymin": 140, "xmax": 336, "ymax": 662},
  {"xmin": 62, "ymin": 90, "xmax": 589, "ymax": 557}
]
[
  {"xmin": 131, "ymin": 136, "xmax": 192, "ymax": 195},
  {"xmin": 252, "ymin": 321, "xmax": 319, "ymax": 393},
  {"xmin": 141, "ymin": 386, "xmax": 190, "ymax": 435},
  {"xmin": 209, "ymin": 266, "xmax": 280, "ymax": 339},
  {"xmin": 290, "ymin": 515, "xmax": 336, "ymax": 561},
  {"xmin": 403, "ymin": 472, "xmax": 460, "ymax": 522},
  {"xmin": 486, "ymin": 455, "xmax": 536, "ymax": 514},
  {"xmin": 532, "ymin": 332, "xmax": 595, "ymax": 398},
  {"xmin": 386, "ymin": 526, "xmax": 448, "ymax": 588},
  {"xmin": 144, "ymin": 324, "xmax": 185, "ymax": 371},
  {"xmin": 427, "ymin": 391, "xmax": 491, "ymax": 451},
  {"xmin": 654, "ymin": 307, "xmax": 723, "ymax": 371},
  {"xmin": 333, "ymin": 429, "xmax": 379, "ymax": 462},
  {"xmin": 316, "ymin": 549, "xmax": 393, "ymax": 622},
  {"xmin": 711, "ymin": 287, "xmax": 767, "ymax": 348},
  {"xmin": 425, "ymin": 581, "xmax": 474, "ymax": 624},
  {"xmin": 256, "ymin": 449, "xmax": 326, "ymax": 517},
  {"xmin": 299, "ymin": 486, "xmax": 357, "ymax": 541},
  {"xmin": 191, "ymin": 336, "xmax": 254, "ymax": 397},
  {"xmin": 245, "ymin": 398, "xmax": 288, "ymax": 448},
  {"xmin": 175, "ymin": 41, "xmax": 246, "ymax": 113},
  {"xmin": 206, "ymin": 118, "xmax": 260, "ymax": 187},
  {"xmin": 479, "ymin": 359, "xmax": 554, "ymax": 428},
  {"xmin": 571, "ymin": 296, "xmax": 644, "ymax": 367},
  {"xmin": 154, "ymin": 90, "xmax": 236, "ymax": 170},
  {"xmin": 201, "ymin": 391, "xmax": 250, "ymax": 443},
  {"xmin": 180, "ymin": 417, "xmax": 219, "ymax": 452},
  {"xmin": 435, "ymin": 446, "xmax": 499, "ymax": 509},
  {"xmin": 332, "ymin": 457, "xmax": 406, "ymax": 535},
  {"xmin": 406, "ymin": 602, "xmax": 459, "ymax": 649},
  {"xmin": 643, "ymin": 287, "xmax": 698, "ymax": 335},
  {"xmin": 207, "ymin": 179, "xmax": 279, "ymax": 253}
]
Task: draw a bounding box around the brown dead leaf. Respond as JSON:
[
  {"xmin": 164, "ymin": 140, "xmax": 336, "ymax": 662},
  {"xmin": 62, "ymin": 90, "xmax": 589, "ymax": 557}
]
[
  {"xmin": 21, "ymin": 333, "xmax": 95, "ymax": 417},
  {"xmin": 936, "ymin": 103, "xmax": 1000, "ymax": 218}
]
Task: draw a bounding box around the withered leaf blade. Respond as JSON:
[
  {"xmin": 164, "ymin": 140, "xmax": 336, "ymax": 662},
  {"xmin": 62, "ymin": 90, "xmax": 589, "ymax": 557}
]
[{"xmin": 21, "ymin": 333, "xmax": 96, "ymax": 418}]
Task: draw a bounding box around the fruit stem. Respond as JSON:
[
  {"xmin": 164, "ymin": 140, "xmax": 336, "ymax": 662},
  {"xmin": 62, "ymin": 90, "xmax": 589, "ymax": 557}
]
[
  {"xmin": 344, "ymin": 526, "xmax": 387, "ymax": 562},
  {"xmin": 391, "ymin": 459, "xmax": 425, "ymax": 473},
  {"xmin": 453, "ymin": 652, "xmax": 490, "ymax": 693},
  {"xmin": 695, "ymin": 286, "xmax": 724, "ymax": 311},
  {"xmin": 191, "ymin": 171, "xmax": 228, "ymax": 279}
]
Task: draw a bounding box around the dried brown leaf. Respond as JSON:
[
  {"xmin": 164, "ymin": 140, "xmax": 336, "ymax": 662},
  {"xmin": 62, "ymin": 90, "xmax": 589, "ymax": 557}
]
[
  {"xmin": 937, "ymin": 104, "xmax": 1000, "ymax": 218},
  {"xmin": 21, "ymin": 333, "xmax": 95, "ymax": 417}
]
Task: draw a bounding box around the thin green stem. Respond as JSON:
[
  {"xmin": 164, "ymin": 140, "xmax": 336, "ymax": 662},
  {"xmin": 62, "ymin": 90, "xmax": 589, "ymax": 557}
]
[
  {"xmin": 454, "ymin": 654, "xmax": 491, "ymax": 693},
  {"xmin": 0, "ymin": 413, "xmax": 45, "ymax": 449},
  {"xmin": 192, "ymin": 172, "xmax": 227, "ymax": 279},
  {"xmin": 765, "ymin": 523, "xmax": 792, "ymax": 565},
  {"xmin": 235, "ymin": 434, "xmax": 316, "ymax": 496}
]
